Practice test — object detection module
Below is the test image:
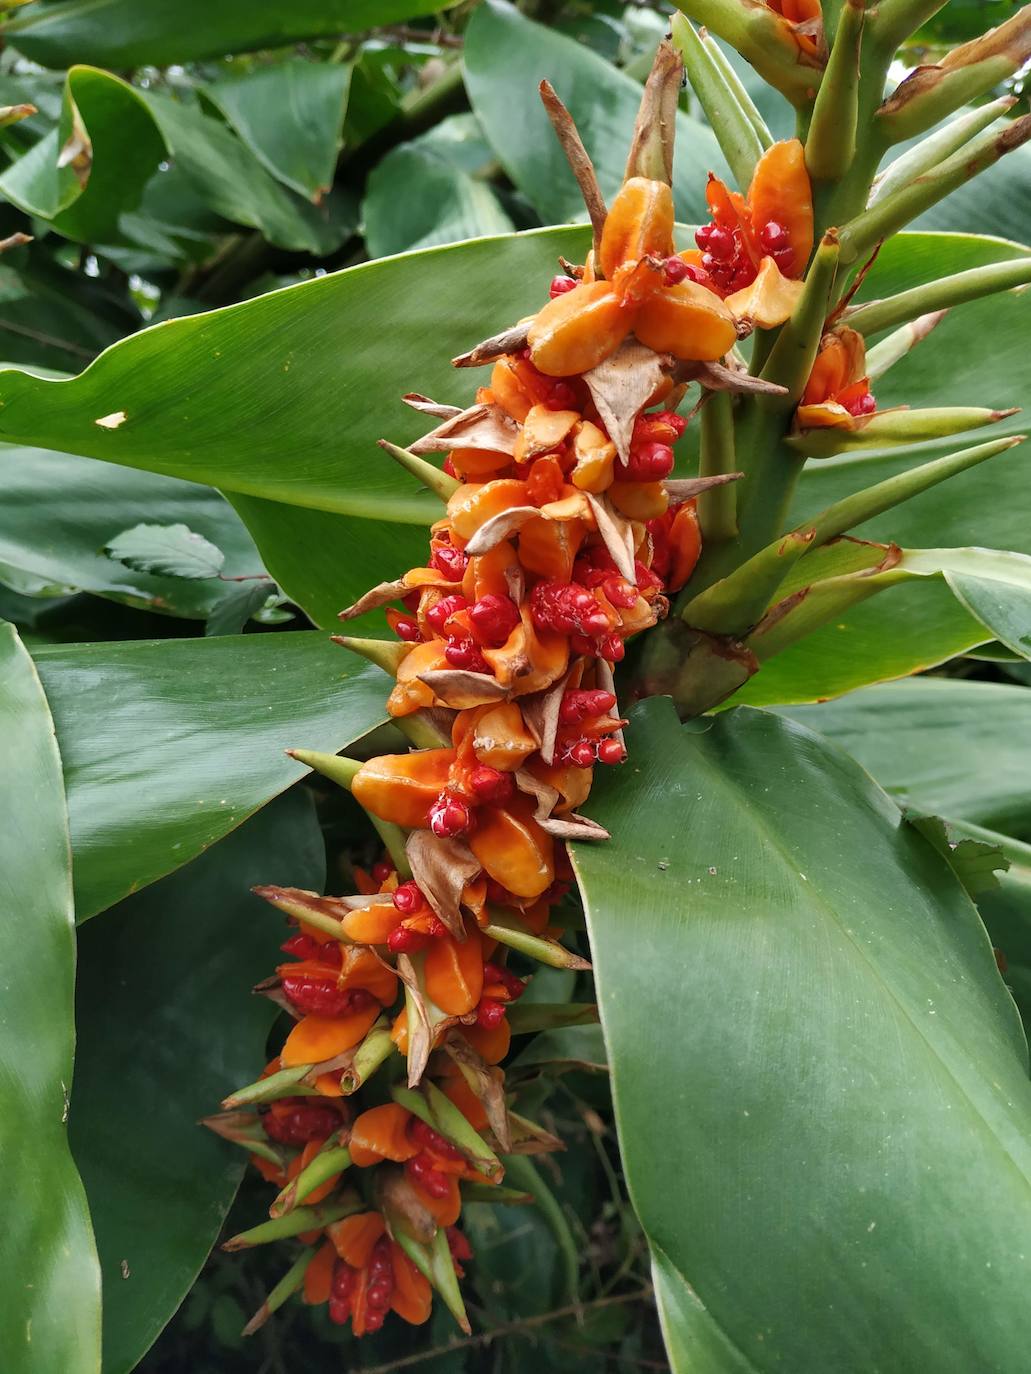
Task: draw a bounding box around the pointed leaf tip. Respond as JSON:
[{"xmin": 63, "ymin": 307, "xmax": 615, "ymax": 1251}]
[{"xmin": 376, "ymin": 439, "xmax": 460, "ymax": 500}]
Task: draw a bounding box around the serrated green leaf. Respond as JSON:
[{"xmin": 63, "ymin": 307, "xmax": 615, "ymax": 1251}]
[
  {"xmin": 0, "ymin": 622, "xmax": 101, "ymax": 1373},
  {"xmin": 204, "ymin": 578, "xmax": 275, "ymax": 637},
  {"xmin": 31, "ymin": 632, "xmax": 387, "ymax": 919},
  {"xmin": 104, "ymin": 522, "xmax": 226, "ymax": 580},
  {"xmin": 904, "ymin": 812, "xmax": 1009, "ymax": 897},
  {"xmin": 573, "ymin": 697, "xmax": 1031, "ymax": 1372}
]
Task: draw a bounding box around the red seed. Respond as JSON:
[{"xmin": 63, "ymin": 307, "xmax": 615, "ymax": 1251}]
[
  {"xmin": 662, "ymin": 256, "xmax": 690, "ymax": 286},
  {"xmin": 392, "ymin": 881, "xmax": 425, "ymax": 915},
  {"xmin": 426, "ymin": 592, "xmax": 468, "ymax": 634},
  {"xmin": 444, "ymin": 636, "xmax": 490, "ymax": 673},
  {"xmin": 468, "ymin": 764, "xmax": 515, "ymax": 804},
  {"xmin": 603, "ymin": 576, "xmax": 639, "ymax": 609},
  {"xmin": 409, "ymin": 1116, "xmax": 464, "ymax": 1159},
  {"xmin": 625, "ymin": 441, "xmax": 674, "ymax": 480},
  {"xmin": 263, "ymin": 1099, "xmax": 341, "ymax": 1147},
  {"xmin": 597, "ymin": 737, "xmax": 627, "ymax": 765},
  {"xmin": 429, "ymin": 795, "xmax": 473, "ymax": 839},
  {"xmin": 371, "ymin": 861, "xmax": 394, "ymax": 883},
  {"xmin": 387, "ymin": 924, "xmax": 429, "ymax": 954},
  {"xmin": 281, "ymin": 978, "xmax": 377, "ymax": 1019},
  {"xmin": 484, "ymin": 961, "xmax": 526, "ymax": 1000},
  {"xmin": 844, "ymin": 390, "xmax": 877, "ymax": 418},
  {"xmin": 448, "ymin": 1226, "xmax": 473, "ymax": 1262},
  {"xmin": 546, "ymin": 380, "xmax": 578, "ymax": 411},
  {"xmin": 600, "ymin": 635, "xmax": 625, "ymax": 662},
  {"xmin": 696, "ymin": 222, "xmax": 735, "ymax": 262},
  {"xmin": 406, "ymin": 1152, "xmax": 452, "ymax": 1199},
  {"xmin": 563, "ymin": 738, "xmax": 596, "ymax": 769},
  {"xmin": 469, "ymin": 593, "xmax": 520, "ymax": 646},
  {"xmin": 426, "ymin": 916, "xmax": 448, "ymax": 939},
  {"xmin": 476, "ymin": 997, "xmax": 507, "ymax": 1028},
  {"xmin": 559, "ymin": 688, "xmax": 617, "ymax": 725},
  {"xmin": 549, "ymin": 274, "xmax": 578, "ymax": 298},
  {"xmin": 393, "ymin": 616, "xmax": 421, "ymax": 642},
  {"xmin": 431, "ymin": 545, "xmax": 469, "ymax": 581}
]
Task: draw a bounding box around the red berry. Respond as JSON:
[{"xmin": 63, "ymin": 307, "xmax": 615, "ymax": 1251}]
[
  {"xmin": 387, "ymin": 924, "xmax": 429, "ymax": 954},
  {"xmin": 600, "ymin": 634, "xmax": 625, "ymax": 662},
  {"xmin": 280, "ymin": 933, "xmax": 319, "ymax": 960},
  {"xmin": 392, "ymin": 881, "xmax": 425, "ymax": 915},
  {"xmin": 651, "ymin": 410, "xmax": 687, "ymax": 438},
  {"xmin": 696, "ymin": 223, "xmax": 736, "ymax": 262},
  {"xmin": 476, "ymin": 997, "xmax": 507, "ymax": 1028},
  {"xmin": 844, "ymin": 390, "xmax": 877, "ymax": 418},
  {"xmin": 603, "ymin": 576, "xmax": 639, "ymax": 609},
  {"xmin": 393, "ymin": 616, "xmax": 421, "ymax": 642},
  {"xmin": 759, "ymin": 219, "xmax": 790, "ymax": 253},
  {"xmin": 371, "ymin": 861, "xmax": 394, "ymax": 883},
  {"xmin": 563, "ymin": 738, "xmax": 596, "ymax": 769},
  {"xmin": 263, "ymin": 1099, "xmax": 340, "ymax": 1147},
  {"xmin": 426, "ymin": 916, "xmax": 448, "ymax": 938},
  {"xmin": 468, "ymin": 764, "xmax": 514, "ymax": 803},
  {"xmin": 597, "ymin": 737, "xmax": 627, "ymax": 765},
  {"xmin": 626, "ymin": 441, "xmax": 675, "ymax": 480},
  {"xmin": 281, "ymin": 977, "xmax": 376, "ymax": 1018},
  {"xmin": 469, "ymin": 593, "xmax": 520, "ymax": 646},
  {"xmin": 484, "ymin": 961, "xmax": 526, "ymax": 1000},
  {"xmin": 447, "ymin": 1227, "xmax": 473, "ymax": 1263},
  {"xmin": 431, "ymin": 545, "xmax": 468, "ymax": 582},
  {"xmin": 559, "ymin": 688, "xmax": 617, "ymax": 725},
  {"xmin": 662, "ymin": 256, "xmax": 690, "ymax": 286},
  {"xmin": 545, "ymin": 382, "xmax": 576, "ymax": 412},
  {"xmin": 444, "ymin": 635, "xmax": 490, "ymax": 673},
  {"xmin": 429, "ymin": 795, "xmax": 472, "ymax": 838},
  {"xmin": 426, "ymin": 592, "xmax": 468, "ymax": 634},
  {"xmin": 406, "ymin": 1152, "xmax": 452, "ymax": 1199},
  {"xmin": 549, "ymin": 274, "xmax": 578, "ymax": 298},
  {"xmin": 409, "ymin": 1117, "xmax": 464, "ymax": 1159}
]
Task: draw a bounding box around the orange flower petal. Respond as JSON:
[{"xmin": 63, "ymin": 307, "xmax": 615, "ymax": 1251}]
[
  {"xmin": 350, "ymin": 1103, "xmax": 419, "ymax": 1167},
  {"xmin": 327, "ymin": 1211, "xmax": 386, "ymax": 1269}
]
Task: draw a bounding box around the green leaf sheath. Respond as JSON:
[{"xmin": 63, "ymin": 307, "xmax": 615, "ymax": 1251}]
[
  {"xmin": 0, "ymin": 622, "xmax": 101, "ymax": 1373},
  {"xmin": 31, "ymin": 633, "xmax": 387, "ymax": 919},
  {"xmin": 573, "ymin": 698, "xmax": 1031, "ymax": 1373},
  {"xmin": 70, "ymin": 789, "xmax": 325, "ymax": 1374}
]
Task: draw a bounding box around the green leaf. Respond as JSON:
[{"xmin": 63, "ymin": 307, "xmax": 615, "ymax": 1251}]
[
  {"xmin": 205, "ymin": 579, "xmax": 275, "ymax": 637},
  {"xmin": 959, "ymin": 824, "xmax": 1031, "ymax": 1033},
  {"xmin": 70, "ymin": 786, "xmax": 324, "ymax": 1374},
  {"xmin": 0, "ymin": 66, "xmax": 164, "ymax": 244},
  {"xmin": 782, "ymin": 677, "xmax": 1031, "ymax": 838},
  {"xmin": 509, "ymin": 1025, "xmax": 608, "ymax": 1075},
  {"xmin": 904, "ymin": 812, "xmax": 1009, "ymax": 897},
  {"xmin": 363, "ymin": 114, "xmax": 515, "ymax": 258},
  {"xmin": 465, "ymin": 0, "xmax": 724, "ymax": 226},
  {"xmin": 104, "ymin": 522, "xmax": 226, "ymax": 580},
  {"xmin": 0, "ymin": 445, "xmax": 265, "ymax": 618},
  {"xmin": 6, "ymin": 0, "xmax": 457, "ymax": 69},
  {"xmin": 573, "ymin": 697, "xmax": 1031, "ymax": 1372},
  {"xmin": 0, "ymin": 622, "xmax": 101, "ymax": 1373},
  {"xmin": 202, "ymin": 59, "xmax": 351, "ymax": 203},
  {"xmin": 32, "ymin": 631, "xmax": 388, "ymax": 919}
]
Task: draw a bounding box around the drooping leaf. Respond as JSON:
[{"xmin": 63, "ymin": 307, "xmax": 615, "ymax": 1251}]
[
  {"xmin": 31, "ymin": 631, "xmax": 387, "ymax": 919},
  {"xmin": 363, "ymin": 113, "xmax": 515, "ymax": 258},
  {"xmin": 104, "ymin": 522, "xmax": 226, "ymax": 580},
  {"xmin": 6, "ymin": 0, "xmax": 458, "ymax": 69},
  {"xmin": 203, "ymin": 59, "xmax": 352, "ymax": 203},
  {"xmin": 0, "ymin": 621, "xmax": 101, "ymax": 1373},
  {"xmin": 464, "ymin": 0, "xmax": 724, "ymax": 225},
  {"xmin": 573, "ymin": 697, "xmax": 1031, "ymax": 1372},
  {"xmin": 204, "ymin": 578, "xmax": 276, "ymax": 637},
  {"xmin": 782, "ymin": 677, "xmax": 1031, "ymax": 838},
  {"xmin": 0, "ymin": 446, "xmax": 265, "ymax": 618},
  {"xmin": 0, "ymin": 65, "xmax": 164, "ymax": 244},
  {"xmin": 70, "ymin": 786, "xmax": 324, "ymax": 1374}
]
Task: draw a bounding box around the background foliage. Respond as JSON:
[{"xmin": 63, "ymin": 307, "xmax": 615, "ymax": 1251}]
[{"xmin": 2, "ymin": 0, "xmax": 1029, "ymax": 1370}]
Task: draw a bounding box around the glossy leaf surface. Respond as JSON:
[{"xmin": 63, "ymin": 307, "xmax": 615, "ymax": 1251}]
[
  {"xmin": 0, "ymin": 622, "xmax": 101, "ymax": 1373},
  {"xmin": 32, "ymin": 631, "xmax": 386, "ymax": 918},
  {"xmin": 71, "ymin": 787, "xmax": 324, "ymax": 1373},
  {"xmin": 573, "ymin": 697, "xmax": 1031, "ymax": 1372}
]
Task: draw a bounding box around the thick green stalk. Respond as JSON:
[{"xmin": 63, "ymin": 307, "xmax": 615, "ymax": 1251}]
[
  {"xmin": 700, "ymin": 28, "xmax": 773, "ymax": 149},
  {"xmin": 340, "ymin": 1020, "xmax": 394, "ymax": 1094},
  {"xmin": 788, "ymin": 407, "xmax": 1016, "ymax": 458},
  {"xmin": 804, "ymin": 0, "xmax": 864, "ymax": 182},
  {"xmin": 844, "ymin": 258, "xmax": 1031, "ymax": 337},
  {"xmin": 223, "ymin": 1194, "xmax": 362, "ymax": 1250},
  {"xmin": 681, "ymin": 530, "xmax": 814, "ymax": 635},
  {"xmin": 698, "ymin": 391, "xmax": 738, "ymax": 540},
  {"xmin": 673, "ymin": 0, "xmax": 820, "ymax": 105},
  {"xmin": 271, "ymin": 1146, "xmax": 352, "ymax": 1217},
  {"xmin": 873, "ymin": 0, "xmax": 948, "ymax": 53},
  {"xmin": 871, "ymin": 97, "xmax": 1016, "ymax": 204},
  {"xmin": 241, "ymin": 1247, "xmax": 316, "ymax": 1335},
  {"xmin": 483, "ymin": 910, "xmax": 591, "ymax": 969}
]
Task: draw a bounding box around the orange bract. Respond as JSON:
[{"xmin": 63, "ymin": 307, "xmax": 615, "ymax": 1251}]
[
  {"xmin": 390, "ymin": 1245, "xmax": 433, "ymax": 1324},
  {"xmin": 469, "ymin": 791, "xmax": 555, "ymax": 899},
  {"xmin": 280, "ymin": 1002, "xmax": 381, "ymax": 1068},
  {"xmin": 424, "ymin": 921, "xmax": 485, "ymax": 1015},
  {"xmin": 353, "ymin": 749, "xmax": 455, "ymax": 828},
  {"xmin": 634, "ymin": 281, "xmax": 737, "ymax": 361},
  {"xmin": 349, "ymin": 1103, "xmax": 419, "ymax": 1166},
  {"xmin": 303, "ymin": 1241, "xmax": 337, "ymax": 1306},
  {"xmin": 527, "ymin": 281, "xmax": 632, "ymax": 377},
  {"xmin": 328, "ymin": 1211, "xmax": 386, "ymax": 1268},
  {"xmin": 748, "ymin": 139, "xmax": 813, "ymax": 278}
]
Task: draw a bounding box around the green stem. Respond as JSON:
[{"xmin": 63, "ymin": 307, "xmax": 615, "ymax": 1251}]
[
  {"xmin": 503, "ymin": 1154, "xmax": 581, "ymax": 1307},
  {"xmin": 271, "ymin": 1146, "xmax": 352, "ymax": 1217},
  {"xmin": 804, "ymin": 0, "xmax": 864, "ymax": 182},
  {"xmin": 844, "ymin": 258, "xmax": 1031, "ymax": 337},
  {"xmin": 698, "ymin": 392, "xmax": 738, "ymax": 541},
  {"xmin": 241, "ymin": 1246, "xmax": 316, "ymax": 1335},
  {"xmin": 223, "ymin": 1194, "xmax": 362, "ymax": 1250}
]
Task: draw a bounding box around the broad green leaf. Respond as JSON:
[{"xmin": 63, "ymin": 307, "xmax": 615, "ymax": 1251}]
[
  {"xmin": 0, "ymin": 66, "xmax": 163, "ymax": 244},
  {"xmin": 204, "ymin": 579, "xmax": 276, "ymax": 637},
  {"xmin": 0, "ymin": 254, "xmax": 130, "ymax": 373},
  {"xmin": 782, "ymin": 677, "xmax": 1031, "ymax": 838},
  {"xmin": 896, "ymin": 546, "xmax": 1031, "ymax": 660},
  {"xmin": 104, "ymin": 522, "xmax": 225, "ymax": 580},
  {"xmin": 464, "ymin": 0, "xmax": 724, "ymax": 224},
  {"xmin": 141, "ymin": 90, "xmax": 346, "ymax": 256},
  {"xmin": 32, "ymin": 631, "xmax": 387, "ymax": 919},
  {"xmin": 573, "ymin": 697, "xmax": 1031, "ymax": 1372},
  {"xmin": 363, "ymin": 114, "xmax": 515, "ymax": 258},
  {"xmin": 6, "ymin": 0, "xmax": 456, "ymax": 68},
  {"xmin": 71, "ymin": 786, "xmax": 324, "ymax": 1374},
  {"xmin": 203, "ymin": 59, "xmax": 351, "ymax": 203},
  {"xmin": 0, "ymin": 446, "xmax": 264, "ymax": 618},
  {"xmin": 509, "ymin": 1025, "xmax": 608, "ymax": 1075},
  {"xmin": 0, "ymin": 622, "xmax": 101, "ymax": 1372},
  {"xmin": 955, "ymin": 825, "xmax": 1031, "ymax": 1032}
]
